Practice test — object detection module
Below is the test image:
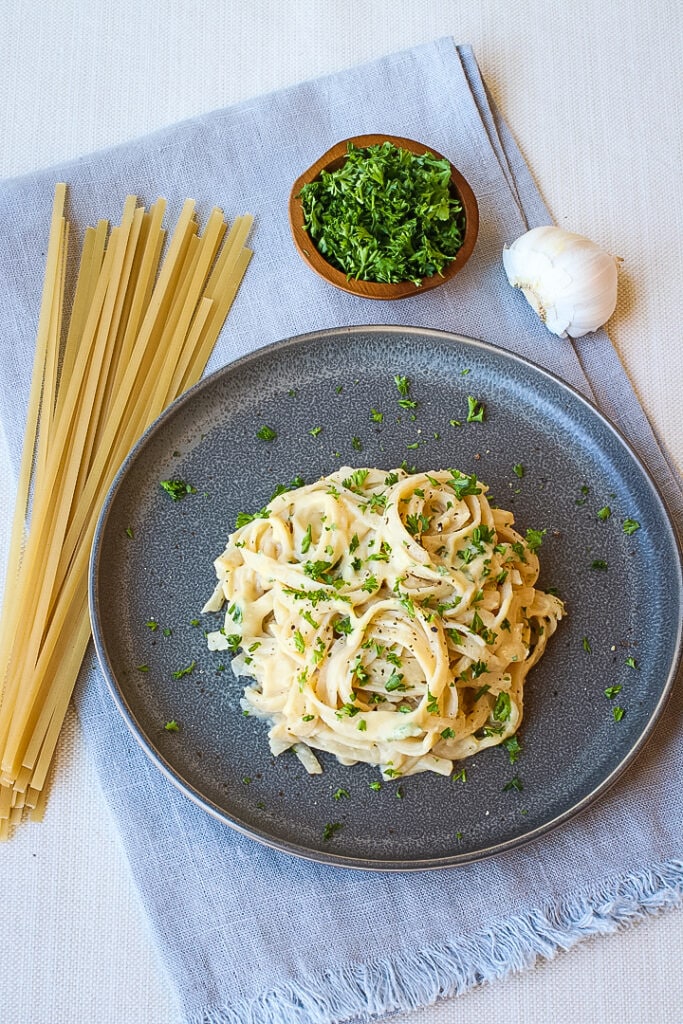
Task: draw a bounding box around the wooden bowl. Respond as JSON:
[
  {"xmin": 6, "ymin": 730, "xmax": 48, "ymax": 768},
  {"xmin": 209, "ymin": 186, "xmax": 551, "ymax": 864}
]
[{"xmin": 288, "ymin": 134, "xmax": 479, "ymax": 300}]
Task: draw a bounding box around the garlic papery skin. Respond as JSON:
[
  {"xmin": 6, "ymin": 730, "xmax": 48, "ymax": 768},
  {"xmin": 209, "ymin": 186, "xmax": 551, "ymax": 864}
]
[{"xmin": 502, "ymin": 226, "xmax": 620, "ymax": 339}]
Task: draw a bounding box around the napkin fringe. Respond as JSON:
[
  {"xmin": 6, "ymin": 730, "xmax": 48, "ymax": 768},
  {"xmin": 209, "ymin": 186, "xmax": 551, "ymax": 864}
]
[{"xmin": 194, "ymin": 858, "xmax": 683, "ymax": 1024}]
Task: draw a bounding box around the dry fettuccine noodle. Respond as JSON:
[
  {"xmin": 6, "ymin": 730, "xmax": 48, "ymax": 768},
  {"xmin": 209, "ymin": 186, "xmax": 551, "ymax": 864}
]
[{"xmin": 0, "ymin": 185, "xmax": 252, "ymax": 834}]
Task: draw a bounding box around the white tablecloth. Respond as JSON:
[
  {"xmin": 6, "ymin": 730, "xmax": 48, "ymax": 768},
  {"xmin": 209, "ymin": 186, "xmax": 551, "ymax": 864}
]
[{"xmin": 1, "ymin": 2, "xmax": 681, "ymax": 1022}]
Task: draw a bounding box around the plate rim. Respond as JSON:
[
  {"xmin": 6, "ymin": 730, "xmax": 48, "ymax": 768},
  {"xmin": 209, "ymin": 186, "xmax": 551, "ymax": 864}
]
[{"xmin": 89, "ymin": 325, "xmax": 683, "ymax": 871}]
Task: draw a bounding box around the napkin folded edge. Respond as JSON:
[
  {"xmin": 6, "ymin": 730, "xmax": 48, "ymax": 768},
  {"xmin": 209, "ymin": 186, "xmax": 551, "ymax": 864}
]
[{"xmin": 190, "ymin": 857, "xmax": 683, "ymax": 1024}]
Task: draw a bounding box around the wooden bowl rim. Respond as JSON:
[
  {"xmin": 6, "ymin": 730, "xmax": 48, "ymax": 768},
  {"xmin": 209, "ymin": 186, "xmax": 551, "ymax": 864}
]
[{"xmin": 288, "ymin": 134, "xmax": 479, "ymax": 300}]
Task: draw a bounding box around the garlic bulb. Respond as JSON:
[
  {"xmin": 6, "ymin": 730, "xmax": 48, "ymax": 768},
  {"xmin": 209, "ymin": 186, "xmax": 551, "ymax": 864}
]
[{"xmin": 503, "ymin": 226, "xmax": 620, "ymax": 339}]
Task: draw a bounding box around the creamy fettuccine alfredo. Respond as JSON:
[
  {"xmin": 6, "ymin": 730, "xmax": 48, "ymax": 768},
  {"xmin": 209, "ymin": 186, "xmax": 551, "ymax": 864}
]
[{"xmin": 203, "ymin": 467, "xmax": 565, "ymax": 780}]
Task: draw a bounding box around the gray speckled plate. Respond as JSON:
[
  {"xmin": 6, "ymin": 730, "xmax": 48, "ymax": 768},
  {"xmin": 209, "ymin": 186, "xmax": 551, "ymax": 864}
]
[{"xmin": 89, "ymin": 327, "xmax": 682, "ymax": 870}]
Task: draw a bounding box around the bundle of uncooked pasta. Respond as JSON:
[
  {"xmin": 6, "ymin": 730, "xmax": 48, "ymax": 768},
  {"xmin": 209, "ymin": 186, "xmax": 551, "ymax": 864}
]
[{"xmin": 204, "ymin": 467, "xmax": 564, "ymax": 780}]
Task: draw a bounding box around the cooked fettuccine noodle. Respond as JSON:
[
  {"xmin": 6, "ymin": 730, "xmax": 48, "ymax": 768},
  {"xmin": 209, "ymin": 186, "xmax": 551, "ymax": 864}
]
[{"xmin": 203, "ymin": 467, "xmax": 564, "ymax": 780}]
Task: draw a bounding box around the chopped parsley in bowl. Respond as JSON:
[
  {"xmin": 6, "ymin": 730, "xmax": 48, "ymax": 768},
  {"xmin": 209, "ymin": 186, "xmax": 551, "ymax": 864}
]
[{"xmin": 289, "ymin": 134, "xmax": 479, "ymax": 300}]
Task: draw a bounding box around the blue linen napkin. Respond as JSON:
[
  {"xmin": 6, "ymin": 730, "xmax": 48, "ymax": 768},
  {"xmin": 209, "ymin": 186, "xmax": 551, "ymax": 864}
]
[{"xmin": 0, "ymin": 38, "xmax": 681, "ymax": 1024}]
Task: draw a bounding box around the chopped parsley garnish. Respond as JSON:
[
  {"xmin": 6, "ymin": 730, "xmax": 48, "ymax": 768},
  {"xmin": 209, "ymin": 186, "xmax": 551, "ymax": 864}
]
[
  {"xmin": 385, "ymin": 671, "xmax": 407, "ymax": 692},
  {"xmin": 576, "ymin": 484, "xmax": 590, "ymax": 506},
  {"xmin": 582, "ymin": 636, "xmax": 592, "ymax": 653},
  {"xmin": 452, "ymin": 768, "xmax": 467, "ymax": 783},
  {"xmin": 164, "ymin": 720, "xmax": 179, "ymax": 732},
  {"xmin": 367, "ymin": 493, "xmax": 387, "ymax": 513},
  {"xmin": 367, "ymin": 541, "xmax": 391, "ymax": 563},
  {"xmin": 160, "ymin": 478, "xmax": 196, "ymax": 501},
  {"xmin": 513, "ymin": 463, "xmax": 524, "ymax": 478},
  {"xmin": 301, "ymin": 523, "xmax": 313, "ymax": 554},
  {"xmin": 511, "ymin": 542, "xmax": 527, "ymax": 563},
  {"xmin": 343, "ymin": 468, "xmax": 369, "ymax": 491},
  {"xmin": 604, "ymin": 685, "xmax": 622, "ymax": 699},
  {"xmin": 525, "ymin": 528, "xmax": 546, "ymax": 551},
  {"xmin": 312, "ymin": 638, "xmax": 327, "ymax": 664},
  {"xmin": 361, "ymin": 575, "xmax": 379, "ymax": 593},
  {"xmin": 440, "ymin": 727, "xmax": 456, "ymax": 739},
  {"xmin": 333, "ymin": 788, "xmax": 350, "ymax": 801},
  {"xmin": 503, "ymin": 734, "xmax": 522, "ymax": 764},
  {"xmin": 303, "ymin": 560, "xmax": 337, "ymax": 585},
  {"xmin": 405, "ymin": 512, "xmax": 430, "ymax": 536},
  {"xmin": 351, "ymin": 436, "xmax": 363, "ymax": 451},
  {"xmin": 612, "ymin": 706, "xmax": 625, "ymax": 722},
  {"xmin": 475, "ymin": 723, "xmax": 505, "ymax": 738},
  {"xmin": 597, "ymin": 506, "xmax": 612, "ymax": 520},
  {"xmin": 369, "ymin": 781, "xmax": 382, "ymax": 791},
  {"xmin": 625, "ymin": 656, "xmax": 638, "ymax": 670},
  {"xmin": 449, "ymin": 470, "xmax": 482, "ymax": 499},
  {"xmin": 256, "ymin": 425, "xmax": 277, "ymax": 441},
  {"xmin": 370, "ymin": 408, "xmax": 384, "ymax": 423},
  {"xmin": 472, "ymin": 524, "xmax": 495, "ymax": 548},
  {"xmin": 292, "ymin": 630, "xmax": 305, "ymax": 653},
  {"xmin": 235, "ymin": 507, "xmax": 270, "ymax": 528},
  {"xmin": 225, "ymin": 634, "xmax": 241, "ymax": 653},
  {"xmin": 591, "ymin": 559, "xmax": 608, "ymax": 571},
  {"xmin": 333, "ymin": 615, "xmax": 353, "ymax": 636},
  {"xmin": 470, "ymin": 609, "xmax": 484, "ymax": 634},
  {"xmin": 172, "ymin": 661, "xmax": 195, "ymax": 679},
  {"xmin": 503, "ymin": 776, "xmax": 523, "ymax": 792},
  {"xmin": 493, "ymin": 691, "xmax": 512, "ymax": 722},
  {"xmin": 322, "ymin": 822, "xmax": 343, "ymax": 841},
  {"xmin": 227, "ymin": 602, "xmax": 243, "ymax": 624},
  {"xmin": 299, "ymin": 142, "xmax": 465, "ymax": 285},
  {"xmin": 146, "ymin": 620, "xmax": 158, "ymax": 632},
  {"xmin": 137, "ymin": 664, "xmax": 149, "ymax": 672},
  {"xmin": 623, "ymin": 518, "xmax": 641, "ymax": 535},
  {"xmin": 357, "ymin": 668, "xmax": 379, "ymax": 693},
  {"xmin": 426, "ymin": 690, "xmax": 440, "ymax": 714},
  {"xmin": 466, "ymin": 396, "xmax": 485, "ymax": 423},
  {"xmin": 269, "ymin": 476, "xmax": 305, "ymax": 501},
  {"xmin": 125, "ymin": 526, "xmax": 134, "ymax": 539},
  {"xmin": 394, "ymin": 375, "xmax": 410, "ymax": 396},
  {"xmin": 309, "ymin": 426, "xmax": 323, "ymax": 437}
]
